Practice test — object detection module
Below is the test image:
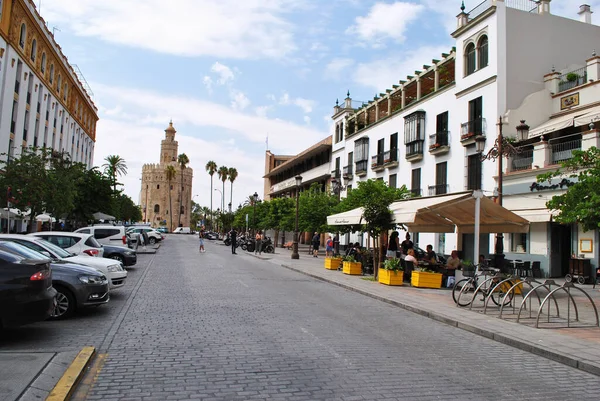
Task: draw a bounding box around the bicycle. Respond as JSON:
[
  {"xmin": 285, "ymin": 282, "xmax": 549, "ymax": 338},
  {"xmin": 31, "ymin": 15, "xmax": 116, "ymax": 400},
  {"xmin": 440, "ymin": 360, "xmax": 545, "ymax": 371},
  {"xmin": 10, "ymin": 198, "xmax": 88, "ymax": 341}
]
[{"xmin": 452, "ymin": 264, "xmax": 515, "ymax": 307}]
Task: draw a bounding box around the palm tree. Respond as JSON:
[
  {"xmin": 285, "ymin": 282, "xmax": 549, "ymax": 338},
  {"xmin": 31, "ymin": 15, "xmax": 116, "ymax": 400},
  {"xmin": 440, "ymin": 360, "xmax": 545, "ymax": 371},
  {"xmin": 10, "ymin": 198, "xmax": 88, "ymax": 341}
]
[
  {"xmin": 165, "ymin": 165, "xmax": 177, "ymax": 232},
  {"xmin": 217, "ymin": 166, "xmax": 228, "ymax": 211},
  {"xmin": 102, "ymin": 155, "xmax": 127, "ymax": 192},
  {"xmin": 177, "ymin": 153, "xmax": 190, "ymax": 227},
  {"xmin": 205, "ymin": 161, "xmax": 217, "ymax": 229},
  {"xmin": 227, "ymin": 167, "xmax": 238, "ymax": 212}
]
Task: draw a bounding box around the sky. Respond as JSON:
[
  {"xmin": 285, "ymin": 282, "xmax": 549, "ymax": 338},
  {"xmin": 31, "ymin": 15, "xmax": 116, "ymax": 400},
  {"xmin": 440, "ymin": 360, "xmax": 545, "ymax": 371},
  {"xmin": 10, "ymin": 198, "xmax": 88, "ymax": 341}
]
[{"xmin": 37, "ymin": 0, "xmax": 599, "ymax": 210}]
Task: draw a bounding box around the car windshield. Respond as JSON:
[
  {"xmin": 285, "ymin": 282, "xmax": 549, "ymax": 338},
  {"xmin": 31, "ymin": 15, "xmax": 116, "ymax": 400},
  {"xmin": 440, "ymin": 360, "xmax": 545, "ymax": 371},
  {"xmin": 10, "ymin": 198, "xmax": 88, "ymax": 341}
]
[
  {"xmin": 0, "ymin": 240, "xmax": 48, "ymax": 259},
  {"xmin": 35, "ymin": 238, "xmax": 72, "ymax": 258}
]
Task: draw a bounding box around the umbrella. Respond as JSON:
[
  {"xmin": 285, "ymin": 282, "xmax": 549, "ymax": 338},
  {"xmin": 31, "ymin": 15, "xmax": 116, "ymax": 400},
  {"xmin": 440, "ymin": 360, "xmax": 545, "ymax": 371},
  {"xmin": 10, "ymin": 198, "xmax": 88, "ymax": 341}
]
[
  {"xmin": 36, "ymin": 213, "xmax": 54, "ymax": 222},
  {"xmin": 93, "ymin": 212, "xmax": 116, "ymax": 221}
]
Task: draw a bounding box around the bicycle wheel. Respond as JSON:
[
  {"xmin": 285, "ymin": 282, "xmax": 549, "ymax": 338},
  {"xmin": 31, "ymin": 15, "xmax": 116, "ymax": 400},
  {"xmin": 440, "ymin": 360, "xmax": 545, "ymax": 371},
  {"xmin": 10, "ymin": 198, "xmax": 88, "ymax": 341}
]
[
  {"xmin": 453, "ymin": 278, "xmax": 474, "ymax": 307},
  {"xmin": 490, "ymin": 280, "xmax": 514, "ymax": 306}
]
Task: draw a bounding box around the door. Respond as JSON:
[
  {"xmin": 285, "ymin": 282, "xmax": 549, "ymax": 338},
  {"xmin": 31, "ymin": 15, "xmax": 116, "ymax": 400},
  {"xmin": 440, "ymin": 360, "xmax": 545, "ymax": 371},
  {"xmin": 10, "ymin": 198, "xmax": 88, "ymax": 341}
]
[
  {"xmin": 468, "ymin": 97, "xmax": 483, "ymax": 135},
  {"xmin": 550, "ymin": 223, "xmax": 571, "ymax": 277},
  {"xmin": 377, "ymin": 138, "xmax": 385, "ymax": 165}
]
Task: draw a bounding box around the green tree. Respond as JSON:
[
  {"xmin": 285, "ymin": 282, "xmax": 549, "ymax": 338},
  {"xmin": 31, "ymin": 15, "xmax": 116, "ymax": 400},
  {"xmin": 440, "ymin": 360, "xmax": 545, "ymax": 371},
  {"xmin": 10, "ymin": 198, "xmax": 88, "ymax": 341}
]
[
  {"xmin": 102, "ymin": 155, "xmax": 127, "ymax": 193},
  {"xmin": 537, "ymin": 146, "xmax": 600, "ymax": 231},
  {"xmin": 45, "ymin": 150, "xmax": 85, "ymax": 223},
  {"xmin": 217, "ymin": 166, "xmax": 228, "ymax": 211},
  {"xmin": 165, "ymin": 165, "xmax": 177, "ymax": 232},
  {"xmin": 228, "ymin": 167, "xmax": 238, "ymax": 211},
  {"xmin": 71, "ymin": 167, "xmax": 114, "ymax": 224},
  {"xmin": 298, "ymin": 183, "xmax": 338, "ymax": 234},
  {"xmin": 177, "ymin": 153, "xmax": 190, "ymax": 227},
  {"xmin": 205, "ymin": 160, "xmax": 217, "ymax": 228},
  {"xmin": 114, "ymin": 193, "xmax": 142, "ymax": 223},
  {"xmin": 264, "ymin": 197, "xmax": 295, "ymax": 247}
]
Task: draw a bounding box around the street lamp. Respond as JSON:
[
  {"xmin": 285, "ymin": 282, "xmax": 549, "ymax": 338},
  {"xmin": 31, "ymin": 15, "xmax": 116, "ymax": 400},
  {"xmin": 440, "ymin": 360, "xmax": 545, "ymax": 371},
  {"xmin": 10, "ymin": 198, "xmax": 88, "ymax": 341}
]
[
  {"xmin": 252, "ymin": 192, "xmax": 259, "ymax": 235},
  {"xmin": 477, "ymin": 116, "xmax": 525, "ymax": 272},
  {"xmin": 291, "ymin": 175, "xmax": 303, "ymax": 260},
  {"xmin": 214, "ymin": 189, "xmax": 223, "ymax": 230},
  {"xmin": 216, "ymin": 208, "xmax": 220, "ymax": 233},
  {"xmin": 331, "ymin": 177, "xmax": 346, "ymax": 256}
]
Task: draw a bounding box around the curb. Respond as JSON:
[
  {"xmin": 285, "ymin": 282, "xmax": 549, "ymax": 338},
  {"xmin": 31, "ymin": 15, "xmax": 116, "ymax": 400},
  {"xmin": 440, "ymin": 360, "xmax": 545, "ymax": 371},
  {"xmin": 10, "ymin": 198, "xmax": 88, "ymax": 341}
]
[
  {"xmin": 280, "ymin": 263, "xmax": 600, "ymax": 377},
  {"xmin": 46, "ymin": 346, "xmax": 96, "ymax": 401}
]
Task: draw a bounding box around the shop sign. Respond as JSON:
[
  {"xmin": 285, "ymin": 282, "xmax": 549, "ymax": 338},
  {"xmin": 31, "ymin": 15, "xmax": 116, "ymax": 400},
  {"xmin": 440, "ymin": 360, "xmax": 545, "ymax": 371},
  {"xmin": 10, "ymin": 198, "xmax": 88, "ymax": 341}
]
[{"xmin": 529, "ymin": 178, "xmax": 574, "ymax": 192}]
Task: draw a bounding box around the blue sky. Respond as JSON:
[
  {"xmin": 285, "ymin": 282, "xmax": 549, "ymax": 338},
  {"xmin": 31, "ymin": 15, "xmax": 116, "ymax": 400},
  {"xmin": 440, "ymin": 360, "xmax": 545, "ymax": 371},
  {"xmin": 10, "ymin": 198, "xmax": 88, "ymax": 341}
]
[{"xmin": 38, "ymin": 0, "xmax": 598, "ymax": 209}]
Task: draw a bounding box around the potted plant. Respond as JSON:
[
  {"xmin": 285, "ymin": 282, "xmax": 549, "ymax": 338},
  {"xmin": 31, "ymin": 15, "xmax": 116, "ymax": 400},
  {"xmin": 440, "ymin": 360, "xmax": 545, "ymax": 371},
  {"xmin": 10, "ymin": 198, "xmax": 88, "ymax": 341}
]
[
  {"xmin": 324, "ymin": 255, "xmax": 342, "ymax": 270},
  {"xmin": 379, "ymin": 258, "xmax": 404, "ymax": 286},
  {"xmin": 566, "ymin": 72, "xmax": 580, "ymax": 82},
  {"xmin": 411, "ymin": 266, "xmax": 443, "ymax": 288},
  {"xmin": 342, "ymin": 255, "xmax": 362, "ymax": 275}
]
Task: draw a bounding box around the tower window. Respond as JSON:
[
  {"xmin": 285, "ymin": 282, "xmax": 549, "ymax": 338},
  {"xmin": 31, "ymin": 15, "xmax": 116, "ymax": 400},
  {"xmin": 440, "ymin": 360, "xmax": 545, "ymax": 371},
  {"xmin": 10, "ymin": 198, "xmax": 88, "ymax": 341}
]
[
  {"xmin": 19, "ymin": 23, "xmax": 26, "ymax": 48},
  {"xmin": 41, "ymin": 53, "xmax": 46, "ymax": 73},
  {"xmin": 157, "ymin": 184, "xmax": 160, "ymax": 189},
  {"xmin": 30, "ymin": 39, "xmax": 37, "ymax": 61},
  {"xmin": 465, "ymin": 42, "xmax": 476, "ymax": 76},
  {"xmin": 478, "ymin": 35, "xmax": 488, "ymax": 69},
  {"xmin": 154, "ymin": 204, "xmax": 160, "ymax": 213}
]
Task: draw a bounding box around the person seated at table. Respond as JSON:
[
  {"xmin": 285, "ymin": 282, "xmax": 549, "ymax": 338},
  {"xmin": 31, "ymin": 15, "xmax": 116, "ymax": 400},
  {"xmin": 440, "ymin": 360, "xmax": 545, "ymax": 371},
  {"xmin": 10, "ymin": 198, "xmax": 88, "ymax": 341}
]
[
  {"xmin": 478, "ymin": 254, "xmax": 489, "ymax": 269},
  {"xmin": 425, "ymin": 244, "xmax": 437, "ymax": 264},
  {"xmin": 349, "ymin": 242, "xmax": 362, "ymax": 263},
  {"xmin": 446, "ymin": 250, "xmax": 461, "ymax": 271},
  {"xmin": 404, "ymin": 248, "xmax": 418, "ymax": 264}
]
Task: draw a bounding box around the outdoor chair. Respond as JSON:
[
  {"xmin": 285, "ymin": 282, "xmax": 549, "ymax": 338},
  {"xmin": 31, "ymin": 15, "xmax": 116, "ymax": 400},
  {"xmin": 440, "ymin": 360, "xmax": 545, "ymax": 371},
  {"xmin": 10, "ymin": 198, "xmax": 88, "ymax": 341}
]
[
  {"xmin": 404, "ymin": 260, "xmax": 414, "ymax": 282},
  {"xmin": 520, "ymin": 261, "xmax": 532, "ymax": 277},
  {"xmin": 532, "ymin": 261, "xmax": 542, "ymax": 278}
]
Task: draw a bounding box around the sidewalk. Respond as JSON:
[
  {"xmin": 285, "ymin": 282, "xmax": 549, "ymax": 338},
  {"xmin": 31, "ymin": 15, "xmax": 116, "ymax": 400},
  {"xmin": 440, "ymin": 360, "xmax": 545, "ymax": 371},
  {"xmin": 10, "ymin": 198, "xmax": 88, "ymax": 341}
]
[{"xmin": 249, "ymin": 247, "xmax": 600, "ymax": 377}]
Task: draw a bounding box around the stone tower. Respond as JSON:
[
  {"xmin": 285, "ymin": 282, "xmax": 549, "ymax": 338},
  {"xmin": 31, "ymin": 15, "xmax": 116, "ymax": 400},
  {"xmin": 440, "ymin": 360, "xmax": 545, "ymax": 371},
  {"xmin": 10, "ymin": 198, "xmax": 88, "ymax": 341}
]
[{"xmin": 140, "ymin": 122, "xmax": 194, "ymax": 231}]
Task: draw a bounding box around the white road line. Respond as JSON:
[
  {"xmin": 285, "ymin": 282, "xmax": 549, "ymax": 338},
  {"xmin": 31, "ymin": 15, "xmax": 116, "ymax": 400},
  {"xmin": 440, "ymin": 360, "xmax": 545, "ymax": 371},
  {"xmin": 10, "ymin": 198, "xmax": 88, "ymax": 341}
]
[{"xmin": 238, "ymin": 279, "xmax": 249, "ymax": 288}]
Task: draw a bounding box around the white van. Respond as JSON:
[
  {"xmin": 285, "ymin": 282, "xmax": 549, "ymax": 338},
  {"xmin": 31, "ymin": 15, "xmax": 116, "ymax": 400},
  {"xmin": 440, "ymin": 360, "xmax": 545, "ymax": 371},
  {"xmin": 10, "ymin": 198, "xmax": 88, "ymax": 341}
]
[
  {"xmin": 173, "ymin": 227, "xmax": 192, "ymax": 234},
  {"xmin": 75, "ymin": 225, "xmax": 130, "ymax": 246}
]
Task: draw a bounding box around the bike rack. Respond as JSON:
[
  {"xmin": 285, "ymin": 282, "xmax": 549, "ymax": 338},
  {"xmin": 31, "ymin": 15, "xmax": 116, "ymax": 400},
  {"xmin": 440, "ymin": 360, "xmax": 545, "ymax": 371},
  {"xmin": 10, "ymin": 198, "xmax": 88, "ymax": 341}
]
[
  {"xmin": 498, "ymin": 278, "xmax": 554, "ymax": 319},
  {"xmin": 516, "ymin": 280, "xmax": 561, "ymax": 324},
  {"xmin": 534, "ymin": 282, "xmax": 599, "ymax": 328},
  {"xmin": 482, "ymin": 276, "xmax": 522, "ymax": 315},
  {"xmin": 466, "ymin": 273, "xmax": 505, "ymax": 311}
]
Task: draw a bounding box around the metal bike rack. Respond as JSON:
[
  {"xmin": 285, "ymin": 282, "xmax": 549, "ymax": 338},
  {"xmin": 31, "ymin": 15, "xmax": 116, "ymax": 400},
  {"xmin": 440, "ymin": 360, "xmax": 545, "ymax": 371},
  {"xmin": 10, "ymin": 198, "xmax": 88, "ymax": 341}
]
[
  {"xmin": 498, "ymin": 278, "xmax": 551, "ymax": 319},
  {"xmin": 482, "ymin": 276, "xmax": 522, "ymax": 315},
  {"xmin": 467, "ymin": 273, "xmax": 505, "ymax": 311},
  {"xmin": 534, "ymin": 282, "xmax": 600, "ymax": 328},
  {"xmin": 517, "ymin": 280, "xmax": 561, "ymax": 324}
]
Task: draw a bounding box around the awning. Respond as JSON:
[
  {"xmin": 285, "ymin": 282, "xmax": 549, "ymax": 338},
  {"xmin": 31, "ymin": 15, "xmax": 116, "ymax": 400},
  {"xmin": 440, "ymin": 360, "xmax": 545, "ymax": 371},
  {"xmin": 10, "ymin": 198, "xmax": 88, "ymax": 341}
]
[
  {"xmin": 390, "ymin": 192, "xmax": 529, "ymax": 233},
  {"xmin": 574, "ymin": 105, "xmax": 600, "ymax": 127},
  {"xmin": 528, "ymin": 113, "xmax": 580, "ymax": 138},
  {"xmin": 0, "ymin": 208, "xmax": 20, "ymax": 219},
  {"xmin": 327, "ymin": 207, "xmax": 364, "ymax": 226},
  {"xmin": 511, "ymin": 208, "xmax": 555, "ymax": 223},
  {"xmin": 93, "ymin": 212, "xmax": 116, "ymax": 221}
]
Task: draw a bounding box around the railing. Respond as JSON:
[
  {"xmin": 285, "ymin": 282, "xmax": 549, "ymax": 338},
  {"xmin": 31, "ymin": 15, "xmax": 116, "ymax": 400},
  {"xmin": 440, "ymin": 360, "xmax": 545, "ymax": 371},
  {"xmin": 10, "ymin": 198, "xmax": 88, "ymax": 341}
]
[
  {"xmin": 343, "ymin": 165, "xmax": 353, "ymax": 177},
  {"xmin": 461, "ymin": 118, "xmax": 486, "ymax": 138},
  {"xmin": 383, "ymin": 149, "xmax": 398, "ymax": 164},
  {"xmin": 467, "ymin": 0, "xmax": 491, "ymax": 20},
  {"xmin": 355, "ymin": 160, "xmax": 368, "ymax": 174},
  {"xmin": 558, "ymin": 67, "xmax": 588, "ymax": 93},
  {"xmin": 469, "ymin": 0, "xmax": 537, "ymax": 21},
  {"xmin": 551, "ymin": 138, "xmax": 581, "ymax": 165},
  {"xmin": 331, "ymin": 169, "xmax": 340, "ymax": 179},
  {"xmin": 406, "ymin": 141, "xmax": 424, "ymax": 157},
  {"xmin": 428, "ymin": 184, "xmax": 448, "ymax": 196},
  {"xmin": 371, "ymin": 155, "xmax": 380, "ymax": 168},
  {"xmin": 429, "ymin": 131, "xmax": 449, "ymax": 148},
  {"xmin": 410, "ymin": 188, "xmax": 422, "ymax": 197},
  {"xmin": 511, "ymin": 149, "xmax": 533, "ymax": 171}
]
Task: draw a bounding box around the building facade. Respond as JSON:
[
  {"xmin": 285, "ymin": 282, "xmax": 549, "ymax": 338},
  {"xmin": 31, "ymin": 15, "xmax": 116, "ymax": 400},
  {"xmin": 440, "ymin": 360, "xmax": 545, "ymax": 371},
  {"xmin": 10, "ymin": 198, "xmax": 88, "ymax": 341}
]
[
  {"xmin": 0, "ymin": 0, "xmax": 98, "ymax": 166},
  {"xmin": 329, "ymin": 0, "xmax": 600, "ymax": 277},
  {"xmin": 140, "ymin": 122, "xmax": 193, "ymax": 231}
]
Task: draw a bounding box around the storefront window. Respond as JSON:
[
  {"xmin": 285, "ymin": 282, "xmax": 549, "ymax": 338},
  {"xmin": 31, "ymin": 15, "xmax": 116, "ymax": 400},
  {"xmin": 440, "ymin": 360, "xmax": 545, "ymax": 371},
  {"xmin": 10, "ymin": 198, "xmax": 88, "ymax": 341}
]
[{"xmin": 511, "ymin": 233, "xmax": 528, "ymax": 253}]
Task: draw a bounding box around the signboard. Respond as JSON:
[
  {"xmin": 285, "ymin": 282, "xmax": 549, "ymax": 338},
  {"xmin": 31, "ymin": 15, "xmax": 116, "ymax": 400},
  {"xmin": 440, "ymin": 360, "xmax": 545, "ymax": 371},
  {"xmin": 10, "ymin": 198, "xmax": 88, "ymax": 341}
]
[{"xmin": 560, "ymin": 93, "xmax": 579, "ymax": 110}]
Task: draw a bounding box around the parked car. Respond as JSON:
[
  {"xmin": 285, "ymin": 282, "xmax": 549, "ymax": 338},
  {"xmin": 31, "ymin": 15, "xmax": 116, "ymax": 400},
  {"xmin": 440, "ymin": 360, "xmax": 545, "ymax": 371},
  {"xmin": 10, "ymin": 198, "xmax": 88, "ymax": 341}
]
[
  {"xmin": 156, "ymin": 227, "xmax": 169, "ymax": 234},
  {"xmin": 173, "ymin": 227, "xmax": 192, "ymax": 234},
  {"xmin": 0, "ymin": 246, "xmax": 56, "ymax": 329},
  {"xmin": 19, "ymin": 234, "xmax": 127, "ymax": 290},
  {"xmin": 126, "ymin": 227, "xmax": 164, "ymax": 245},
  {"xmin": 29, "ymin": 232, "xmax": 105, "ymax": 257},
  {"xmin": 0, "ymin": 241, "xmax": 109, "ymax": 319},
  {"xmin": 204, "ymin": 231, "xmax": 219, "ymax": 240},
  {"xmin": 101, "ymin": 244, "xmax": 137, "ymax": 267},
  {"xmin": 74, "ymin": 226, "xmax": 131, "ymax": 248}
]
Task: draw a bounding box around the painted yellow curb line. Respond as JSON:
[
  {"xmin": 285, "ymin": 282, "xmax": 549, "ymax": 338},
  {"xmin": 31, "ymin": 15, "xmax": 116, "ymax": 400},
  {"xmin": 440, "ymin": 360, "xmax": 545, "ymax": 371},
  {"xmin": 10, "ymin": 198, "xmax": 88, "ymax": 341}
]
[{"xmin": 46, "ymin": 346, "xmax": 96, "ymax": 401}]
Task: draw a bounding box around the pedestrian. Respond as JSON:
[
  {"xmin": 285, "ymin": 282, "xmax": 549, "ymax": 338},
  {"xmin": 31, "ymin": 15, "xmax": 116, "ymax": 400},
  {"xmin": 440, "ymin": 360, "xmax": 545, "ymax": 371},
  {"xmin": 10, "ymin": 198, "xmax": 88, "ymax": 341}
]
[
  {"xmin": 141, "ymin": 230, "xmax": 149, "ymax": 251},
  {"xmin": 325, "ymin": 235, "xmax": 333, "ymax": 257},
  {"xmin": 312, "ymin": 232, "xmax": 320, "ymax": 258},
  {"xmin": 198, "ymin": 227, "xmax": 205, "ymax": 253},
  {"xmin": 387, "ymin": 231, "xmax": 400, "ymax": 259},
  {"xmin": 230, "ymin": 228, "xmax": 237, "ymax": 254},
  {"xmin": 255, "ymin": 231, "xmax": 263, "ymax": 255}
]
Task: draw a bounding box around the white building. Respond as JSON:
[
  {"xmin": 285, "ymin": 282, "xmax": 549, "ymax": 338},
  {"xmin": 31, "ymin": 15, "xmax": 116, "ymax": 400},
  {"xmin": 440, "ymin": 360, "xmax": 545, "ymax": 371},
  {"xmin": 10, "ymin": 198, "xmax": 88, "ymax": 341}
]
[
  {"xmin": 330, "ymin": 0, "xmax": 600, "ymax": 277},
  {"xmin": 0, "ymin": 0, "xmax": 98, "ymax": 167}
]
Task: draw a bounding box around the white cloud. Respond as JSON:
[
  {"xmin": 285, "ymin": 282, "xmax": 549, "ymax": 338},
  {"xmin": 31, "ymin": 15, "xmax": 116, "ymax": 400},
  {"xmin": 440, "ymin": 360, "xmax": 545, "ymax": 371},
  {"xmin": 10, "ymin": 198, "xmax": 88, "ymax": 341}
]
[
  {"xmin": 202, "ymin": 76, "xmax": 213, "ymax": 93},
  {"xmin": 303, "ymin": 116, "xmax": 311, "ymax": 125},
  {"xmin": 346, "ymin": 2, "xmax": 425, "ymax": 46},
  {"xmin": 211, "ymin": 62, "xmax": 235, "ymax": 84},
  {"xmin": 324, "ymin": 58, "xmax": 355, "ymax": 79},
  {"xmin": 279, "ymin": 93, "xmax": 291, "ymax": 105},
  {"xmin": 230, "ymin": 90, "xmax": 250, "ymax": 111},
  {"xmin": 41, "ymin": 0, "xmax": 298, "ymax": 59},
  {"xmin": 255, "ymin": 105, "xmax": 272, "ymax": 117},
  {"xmin": 352, "ymin": 45, "xmax": 451, "ymax": 90},
  {"xmin": 278, "ymin": 92, "xmax": 315, "ymax": 113}
]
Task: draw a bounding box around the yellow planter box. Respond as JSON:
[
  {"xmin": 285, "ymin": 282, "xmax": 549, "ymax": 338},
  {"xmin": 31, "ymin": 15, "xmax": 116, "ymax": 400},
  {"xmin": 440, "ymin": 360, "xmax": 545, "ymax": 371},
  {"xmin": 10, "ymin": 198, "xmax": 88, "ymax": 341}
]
[
  {"xmin": 411, "ymin": 271, "xmax": 443, "ymax": 289},
  {"xmin": 378, "ymin": 269, "xmax": 404, "ymax": 286},
  {"xmin": 324, "ymin": 257, "xmax": 342, "ymax": 270},
  {"xmin": 342, "ymin": 261, "xmax": 362, "ymax": 275}
]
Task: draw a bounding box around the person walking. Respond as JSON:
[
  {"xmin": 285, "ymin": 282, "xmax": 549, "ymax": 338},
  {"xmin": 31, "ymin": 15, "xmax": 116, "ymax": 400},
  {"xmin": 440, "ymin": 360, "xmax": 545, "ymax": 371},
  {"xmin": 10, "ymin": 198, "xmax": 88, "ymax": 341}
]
[
  {"xmin": 387, "ymin": 231, "xmax": 400, "ymax": 259},
  {"xmin": 312, "ymin": 232, "xmax": 320, "ymax": 258},
  {"xmin": 230, "ymin": 228, "xmax": 238, "ymax": 254},
  {"xmin": 325, "ymin": 235, "xmax": 333, "ymax": 257},
  {"xmin": 255, "ymin": 231, "xmax": 263, "ymax": 255},
  {"xmin": 198, "ymin": 227, "xmax": 205, "ymax": 253}
]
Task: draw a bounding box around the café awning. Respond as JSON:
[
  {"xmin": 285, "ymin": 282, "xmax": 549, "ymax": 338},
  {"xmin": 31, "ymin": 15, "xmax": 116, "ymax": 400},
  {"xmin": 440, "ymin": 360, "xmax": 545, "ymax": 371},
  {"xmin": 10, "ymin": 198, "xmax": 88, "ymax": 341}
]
[
  {"xmin": 511, "ymin": 208, "xmax": 555, "ymax": 223},
  {"xmin": 528, "ymin": 113, "xmax": 579, "ymax": 138},
  {"xmin": 327, "ymin": 207, "xmax": 364, "ymax": 226},
  {"xmin": 390, "ymin": 192, "xmax": 530, "ymax": 233},
  {"xmin": 574, "ymin": 105, "xmax": 600, "ymax": 127}
]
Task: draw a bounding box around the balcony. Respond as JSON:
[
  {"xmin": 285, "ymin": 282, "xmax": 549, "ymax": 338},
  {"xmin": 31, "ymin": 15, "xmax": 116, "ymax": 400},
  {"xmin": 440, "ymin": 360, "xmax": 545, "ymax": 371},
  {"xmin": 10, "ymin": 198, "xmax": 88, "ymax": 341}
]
[
  {"xmin": 342, "ymin": 165, "xmax": 353, "ymax": 180},
  {"xmin": 460, "ymin": 118, "xmax": 486, "ymax": 146},
  {"xmin": 410, "ymin": 188, "xmax": 422, "ymax": 197},
  {"xmin": 355, "ymin": 160, "xmax": 368, "ymax": 176},
  {"xmin": 331, "ymin": 169, "xmax": 341, "ymax": 179},
  {"xmin": 405, "ymin": 141, "xmax": 424, "ymax": 162},
  {"xmin": 371, "ymin": 154, "xmax": 385, "ymax": 172},
  {"xmin": 558, "ymin": 67, "xmax": 587, "ymax": 93},
  {"xmin": 383, "ymin": 149, "xmax": 399, "ymax": 168},
  {"xmin": 428, "ymin": 184, "xmax": 449, "ymax": 196},
  {"xmin": 550, "ymin": 137, "xmax": 581, "ymax": 165},
  {"xmin": 428, "ymin": 131, "xmax": 450, "ymax": 155},
  {"xmin": 510, "ymin": 149, "xmax": 533, "ymax": 172}
]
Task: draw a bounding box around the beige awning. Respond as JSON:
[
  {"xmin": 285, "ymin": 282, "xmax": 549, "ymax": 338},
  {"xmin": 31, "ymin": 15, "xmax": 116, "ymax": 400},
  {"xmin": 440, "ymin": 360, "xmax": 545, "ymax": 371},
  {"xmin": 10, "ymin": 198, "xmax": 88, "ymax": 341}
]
[
  {"xmin": 390, "ymin": 192, "xmax": 530, "ymax": 233},
  {"xmin": 511, "ymin": 208, "xmax": 555, "ymax": 223},
  {"xmin": 327, "ymin": 207, "xmax": 365, "ymax": 226},
  {"xmin": 574, "ymin": 105, "xmax": 600, "ymax": 127},
  {"xmin": 528, "ymin": 113, "xmax": 580, "ymax": 138}
]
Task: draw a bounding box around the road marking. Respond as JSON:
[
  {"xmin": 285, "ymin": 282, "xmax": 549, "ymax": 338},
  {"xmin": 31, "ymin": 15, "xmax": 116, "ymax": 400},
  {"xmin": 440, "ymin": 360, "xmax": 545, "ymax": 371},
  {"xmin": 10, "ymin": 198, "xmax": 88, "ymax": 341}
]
[
  {"xmin": 46, "ymin": 346, "xmax": 96, "ymax": 401},
  {"xmin": 69, "ymin": 353, "xmax": 107, "ymax": 401},
  {"xmin": 238, "ymin": 279, "xmax": 249, "ymax": 288}
]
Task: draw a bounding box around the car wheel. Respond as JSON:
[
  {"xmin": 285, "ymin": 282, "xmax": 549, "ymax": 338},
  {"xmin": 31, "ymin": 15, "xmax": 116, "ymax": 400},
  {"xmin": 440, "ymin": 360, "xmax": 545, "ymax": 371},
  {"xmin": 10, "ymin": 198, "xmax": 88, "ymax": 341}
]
[
  {"xmin": 51, "ymin": 286, "xmax": 75, "ymax": 320},
  {"xmin": 110, "ymin": 254, "xmax": 125, "ymax": 264},
  {"xmin": 149, "ymin": 238, "xmax": 156, "ymax": 245}
]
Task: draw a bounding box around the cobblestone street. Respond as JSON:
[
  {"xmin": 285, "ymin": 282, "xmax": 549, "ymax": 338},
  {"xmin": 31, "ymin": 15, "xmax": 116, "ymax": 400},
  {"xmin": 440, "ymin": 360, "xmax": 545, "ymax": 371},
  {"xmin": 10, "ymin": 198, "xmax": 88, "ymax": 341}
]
[{"xmin": 66, "ymin": 237, "xmax": 600, "ymax": 400}]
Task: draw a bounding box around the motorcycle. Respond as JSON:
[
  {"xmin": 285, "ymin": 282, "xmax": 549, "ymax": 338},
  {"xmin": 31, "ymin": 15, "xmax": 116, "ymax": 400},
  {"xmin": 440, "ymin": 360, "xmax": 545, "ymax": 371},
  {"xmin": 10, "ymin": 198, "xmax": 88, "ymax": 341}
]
[{"xmin": 238, "ymin": 235, "xmax": 249, "ymax": 250}]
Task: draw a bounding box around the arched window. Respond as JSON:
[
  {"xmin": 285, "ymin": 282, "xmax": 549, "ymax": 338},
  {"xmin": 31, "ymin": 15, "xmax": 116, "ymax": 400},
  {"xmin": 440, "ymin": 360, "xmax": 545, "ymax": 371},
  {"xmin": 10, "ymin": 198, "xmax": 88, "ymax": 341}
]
[
  {"xmin": 156, "ymin": 184, "xmax": 160, "ymax": 189},
  {"xmin": 41, "ymin": 53, "xmax": 46, "ymax": 73},
  {"xmin": 465, "ymin": 43, "xmax": 476, "ymax": 76},
  {"xmin": 49, "ymin": 64, "xmax": 54, "ymax": 84},
  {"xmin": 154, "ymin": 204, "xmax": 160, "ymax": 213},
  {"xmin": 57, "ymin": 75, "xmax": 61, "ymax": 93},
  {"xmin": 478, "ymin": 35, "xmax": 488, "ymax": 69},
  {"xmin": 180, "ymin": 206, "xmax": 185, "ymax": 215},
  {"xmin": 30, "ymin": 39, "xmax": 37, "ymax": 61},
  {"xmin": 63, "ymin": 84, "xmax": 68, "ymax": 100},
  {"xmin": 19, "ymin": 23, "xmax": 26, "ymax": 48}
]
